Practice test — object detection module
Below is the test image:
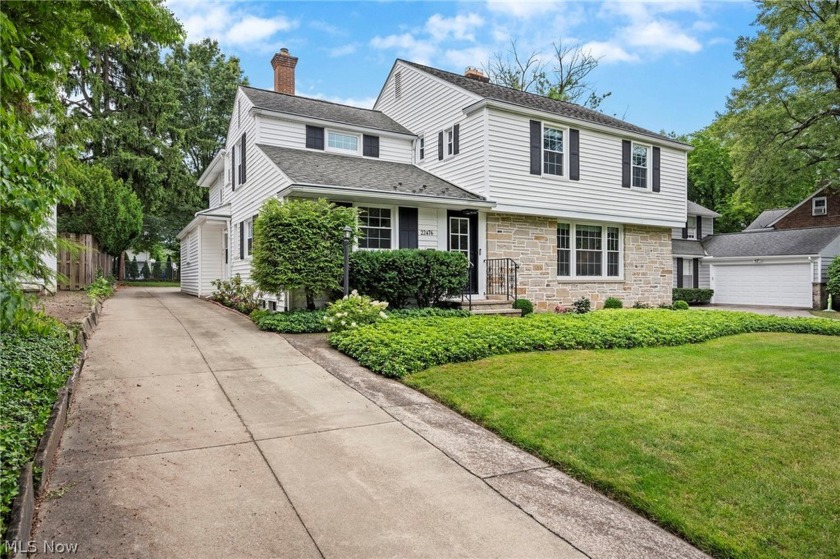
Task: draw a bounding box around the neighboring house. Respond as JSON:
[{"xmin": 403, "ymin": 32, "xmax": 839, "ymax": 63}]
[
  {"xmin": 179, "ymin": 50, "xmax": 692, "ymax": 310},
  {"xmin": 672, "ymin": 201, "xmax": 719, "ymax": 289},
  {"xmin": 701, "ymin": 185, "xmax": 840, "ymax": 308}
]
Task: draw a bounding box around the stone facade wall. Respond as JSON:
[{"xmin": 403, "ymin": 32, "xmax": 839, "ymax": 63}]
[{"xmin": 486, "ymin": 213, "xmax": 673, "ymax": 311}]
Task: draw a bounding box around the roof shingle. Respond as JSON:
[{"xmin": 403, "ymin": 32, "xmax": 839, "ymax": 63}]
[
  {"xmin": 745, "ymin": 208, "xmax": 789, "ymax": 231},
  {"xmin": 401, "ymin": 61, "xmax": 688, "ymax": 146},
  {"xmin": 703, "ymin": 227, "xmax": 840, "ymax": 257},
  {"xmin": 257, "ymin": 144, "xmax": 486, "ymax": 202},
  {"xmin": 241, "ymin": 86, "xmax": 412, "ymax": 135}
]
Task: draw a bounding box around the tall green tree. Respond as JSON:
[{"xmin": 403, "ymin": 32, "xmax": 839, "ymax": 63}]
[
  {"xmin": 252, "ymin": 199, "xmax": 359, "ymax": 310},
  {"xmin": 723, "ymin": 0, "xmax": 840, "ymax": 208}
]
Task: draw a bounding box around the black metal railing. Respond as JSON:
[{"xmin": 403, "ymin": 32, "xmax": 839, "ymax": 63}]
[
  {"xmin": 461, "ymin": 261, "xmax": 474, "ymax": 311},
  {"xmin": 485, "ymin": 258, "xmax": 519, "ymax": 302}
]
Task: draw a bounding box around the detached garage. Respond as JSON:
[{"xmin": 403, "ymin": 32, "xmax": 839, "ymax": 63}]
[{"xmin": 703, "ymin": 227, "xmax": 840, "ymax": 308}]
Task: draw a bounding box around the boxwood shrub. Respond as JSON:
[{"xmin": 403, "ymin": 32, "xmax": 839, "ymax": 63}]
[
  {"xmin": 329, "ymin": 310, "xmax": 840, "ymax": 378},
  {"xmin": 1, "ymin": 317, "xmax": 78, "ymax": 534},
  {"xmin": 350, "ymin": 249, "xmax": 468, "ymax": 308},
  {"xmin": 672, "ymin": 288, "xmax": 714, "ymax": 305}
]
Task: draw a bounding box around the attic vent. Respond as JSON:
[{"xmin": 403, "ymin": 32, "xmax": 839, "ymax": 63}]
[{"xmin": 394, "ymin": 71, "xmax": 402, "ymax": 100}]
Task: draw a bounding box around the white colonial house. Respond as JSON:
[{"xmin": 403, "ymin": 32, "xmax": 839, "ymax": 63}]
[{"xmin": 178, "ymin": 50, "xmax": 693, "ymax": 311}]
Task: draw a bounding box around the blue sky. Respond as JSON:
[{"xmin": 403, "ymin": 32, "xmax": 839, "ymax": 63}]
[{"xmin": 166, "ymin": 1, "xmax": 758, "ymax": 135}]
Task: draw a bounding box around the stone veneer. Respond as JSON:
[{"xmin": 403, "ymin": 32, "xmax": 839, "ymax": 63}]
[{"xmin": 486, "ymin": 213, "xmax": 673, "ymax": 311}]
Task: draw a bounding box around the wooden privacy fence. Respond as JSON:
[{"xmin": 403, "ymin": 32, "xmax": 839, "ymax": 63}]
[{"xmin": 57, "ymin": 233, "xmax": 114, "ymax": 290}]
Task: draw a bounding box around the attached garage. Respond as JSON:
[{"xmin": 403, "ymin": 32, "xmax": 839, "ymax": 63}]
[{"xmin": 710, "ymin": 261, "xmax": 812, "ymax": 308}]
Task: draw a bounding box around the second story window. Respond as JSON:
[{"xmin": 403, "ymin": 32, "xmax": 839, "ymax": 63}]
[
  {"xmin": 446, "ymin": 128, "xmax": 454, "ymax": 156},
  {"xmin": 632, "ymin": 143, "xmax": 649, "ymax": 189},
  {"xmin": 685, "ymin": 216, "xmax": 697, "ymax": 239},
  {"xmin": 813, "ymin": 196, "xmax": 827, "ymax": 216},
  {"xmin": 327, "ymin": 131, "xmax": 359, "ymax": 153},
  {"xmin": 543, "ymin": 126, "xmax": 564, "ymax": 176}
]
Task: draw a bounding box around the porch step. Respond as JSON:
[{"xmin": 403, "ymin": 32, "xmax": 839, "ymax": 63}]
[{"xmin": 469, "ymin": 307, "xmax": 523, "ymax": 317}]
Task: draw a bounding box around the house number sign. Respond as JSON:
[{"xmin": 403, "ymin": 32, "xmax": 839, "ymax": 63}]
[{"xmin": 419, "ymin": 229, "xmax": 435, "ymax": 236}]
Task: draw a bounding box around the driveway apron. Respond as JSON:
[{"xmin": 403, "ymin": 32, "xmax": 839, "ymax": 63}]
[{"xmin": 33, "ymin": 288, "xmax": 584, "ymax": 558}]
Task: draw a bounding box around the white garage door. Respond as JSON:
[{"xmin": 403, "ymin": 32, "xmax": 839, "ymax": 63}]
[{"xmin": 712, "ymin": 263, "xmax": 812, "ymax": 307}]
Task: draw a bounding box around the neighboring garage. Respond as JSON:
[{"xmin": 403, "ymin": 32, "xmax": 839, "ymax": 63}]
[{"xmin": 703, "ymin": 226, "xmax": 840, "ymax": 308}]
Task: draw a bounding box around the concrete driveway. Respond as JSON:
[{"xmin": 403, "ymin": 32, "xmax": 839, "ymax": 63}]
[{"xmin": 34, "ymin": 288, "xmax": 708, "ymax": 559}]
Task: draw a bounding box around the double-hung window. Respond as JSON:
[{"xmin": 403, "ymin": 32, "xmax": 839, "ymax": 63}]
[
  {"xmin": 557, "ymin": 223, "xmax": 622, "ymax": 278},
  {"xmin": 685, "ymin": 216, "xmax": 697, "ymax": 239},
  {"xmin": 358, "ymin": 207, "xmax": 392, "ymax": 250},
  {"xmin": 631, "ymin": 143, "xmax": 649, "ymax": 189},
  {"xmin": 327, "ymin": 131, "xmax": 359, "ymax": 153},
  {"xmin": 543, "ymin": 126, "xmax": 564, "ymax": 176},
  {"xmin": 813, "ymin": 196, "xmax": 827, "ymax": 216},
  {"xmin": 418, "ymin": 136, "xmax": 425, "ymax": 160},
  {"xmin": 446, "ymin": 128, "xmax": 454, "ymax": 156},
  {"xmin": 245, "ymin": 218, "xmax": 254, "ymax": 256}
]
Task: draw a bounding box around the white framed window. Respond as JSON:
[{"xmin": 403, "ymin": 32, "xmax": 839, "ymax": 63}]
[
  {"xmin": 812, "ymin": 196, "xmax": 827, "ymax": 216},
  {"xmin": 543, "ymin": 125, "xmax": 564, "ymax": 176},
  {"xmin": 418, "ymin": 136, "xmax": 425, "ymax": 160},
  {"xmin": 327, "ymin": 130, "xmax": 360, "ymax": 154},
  {"xmin": 686, "ymin": 216, "xmax": 697, "ymax": 239},
  {"xmin": 446, "ymin": 128, "xmax": 454, "ymax": 157},
  {"xmin": 683, "ymin": 258, "xmax": 694, "ymax": 285},
  {"xmin": 557, "ymin": 222, "xmax": 622, "ymax": 279},
  {"xmin": 358, "ymin": 207, "xmax": 392, "ymax": 250},
  {"xmin": 632, "ymin": 143, "xmax": 650, "ymax": 189},
  {"xmin": 245, "ymin": 218, "xmax": 254, "ymax": 256}
]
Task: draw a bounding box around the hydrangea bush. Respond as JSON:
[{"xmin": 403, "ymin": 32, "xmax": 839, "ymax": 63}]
[{"xmin": 324, "ymin": 290, "xmax": 388, "ymax": 332}]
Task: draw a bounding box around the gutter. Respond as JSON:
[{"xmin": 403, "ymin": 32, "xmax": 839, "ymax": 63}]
[{"xmin": 277, "ymin": 183, "xmax": 496, "ymax": 209}]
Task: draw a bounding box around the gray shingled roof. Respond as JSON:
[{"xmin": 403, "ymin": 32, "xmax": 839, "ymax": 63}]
[
  {"xmin": 401, "ymin": 61, "xmax": 687, "ymax": 146},
  {"xmin": 241, "ymin": 86, "xmax": 412, "ymax": 135},
  {"xmin": 672, "ymin": 239, "xmax": 706, "ymax": 257},
  {"xmin": 257, "ymin": 144, "xmax": 486, "ymax": 201},
  {"xmin": 745, "ymin": 208, "xmax": 789, "ymax": 231},
  {"xmin": 703, "ymin": 227, "xmax": 840, "ymax": 257},
  {"xmin": 687, "ymin": 201, "xmax": 720, "ymax": 218}
]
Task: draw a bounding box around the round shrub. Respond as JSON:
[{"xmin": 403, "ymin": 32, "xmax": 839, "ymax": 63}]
[
  {"xmin": 673, "ymin": 300, "xmax": 690, "ymax": 310},
  {"xmin": 513, "ymin": 298, "xmax": 534, "ymax": 315},
  {"xmin": 603, "ymin": 297, "xmax": 623, "ymax": 309},
  {"xmin": 324, "ymin": 290, "xmax": 388, "ymax": 332},
  {"xmin": 572, "ymin": 297, "xmax": 591, "ymax": 314}
]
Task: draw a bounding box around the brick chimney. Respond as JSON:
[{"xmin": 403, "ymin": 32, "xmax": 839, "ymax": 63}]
[
  {"xmin": 271, "ymin": 48, "xmax": 298, "ymax": 95},
  {"xmin": 464, "ymin": 67, "xmax": 489, "ymax": 83}
]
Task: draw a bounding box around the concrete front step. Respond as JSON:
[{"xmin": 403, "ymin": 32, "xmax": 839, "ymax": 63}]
[
  {"xmin": 469, "ymin": 308, "xmax": 523, "ymax": 317},
  {"xmin": 462, "ymin": 299, "xmax": 518, "ymax": 310}
]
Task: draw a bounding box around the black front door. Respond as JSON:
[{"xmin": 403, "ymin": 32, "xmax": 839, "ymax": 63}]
[{"xmin": 447, "ymin": 210, "xmax": 479, "ymax": 293}]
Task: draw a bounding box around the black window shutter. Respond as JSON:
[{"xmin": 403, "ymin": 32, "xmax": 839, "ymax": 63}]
[
  {"xmin": 569, "ymin": 128, "xmax": 580, "ymax": 181},
  {"xmin": 306, "ymin": 126, "xmax": 324, "ymax": 150},
  {"xmin": 676, "ymin": 258, "xmax": 684, "ymax": 288},
  {"xmin": 693, "ymin": 259, "xmax": 700, "ymax": 289},
  {"xmin": 398, "ymin": 207, "xmax": 418, "ymax": 249},
  {"xmin": 529, "ymin": 120, "xmax": 541, "ymax": 175},
  {"xmin": 453, "ymin": 124, "xmax": 460, "ymax": 155},
  {"xmin": 241, "ymin": 133, "xmax": 247, "ymax": 184},
  {"xmin": 696, "ymin": 216, "xmax": 703, "ymax": 239},
  {"xmin": 652, "ymin": 146, "xmax": 661, "ymax": 192},
  {"xmin": 682, "ymin": 223, "xmax": 688, "ymax": 239},
  {"xmin": 438, "ymin": 131, "xmax": 444, "ymax": 160},
  {"xmin": 621, "ymin": 140, "xmax": 631, "ymax": 188},
  {"xmin": 239, "ymin": 222, "xmax": 244, "ymax": 260},
  {"xmin": 363, "ymin": 135, "xmax": 380, "ymax": 158},
  {"xmin": 231, "ymin": 149, "xmax": 236, "ymax": 191}
]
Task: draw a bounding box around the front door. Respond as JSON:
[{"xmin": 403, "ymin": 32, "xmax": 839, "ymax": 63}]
[{"xmin": 448, "ymin": 210, "xmax": 478, "ymax": 293}]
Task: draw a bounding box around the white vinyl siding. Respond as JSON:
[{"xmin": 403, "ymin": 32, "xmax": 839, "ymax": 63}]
[
  {"xmin": 256, "ymin": 115, "xmax": 413, "ymax": 164},
  {"xmin": 180, "ymin": 231, "xmax": 200, "ymax": 296},
  {"xmin": 418, "ymin": 207, "xmax": 439, "ymax": 249},
  {"xmin": 375, "ymin": 64, "xmax": 486, "ymax": 196},
  {"xmin": 486, "ymin": 108, "xmax": 687, "ymax": 227},
  {"xmin": 200, "ymin": 224, "xmax": 225, "ymax": 297}
]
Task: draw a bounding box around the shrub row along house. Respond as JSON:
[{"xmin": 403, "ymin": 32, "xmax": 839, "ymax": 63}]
[{"xmin": 178, "ymin": 49, "xmax": 834, "ymax": 310}]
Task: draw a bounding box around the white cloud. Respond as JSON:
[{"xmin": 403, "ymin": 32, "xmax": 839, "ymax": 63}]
[
  {"xmin": 328, "ymin": 43, "xmax": 358, "ymax": 57},
  {"xmin": 486, "ymin": 0, "xmax": 561, "ymax": 19},
  {"xmin": 166, "ymin": 1, "xmax": 297, "ymax": 48},
  {"xmin": 369, "ymin": 33, "xmax": 436, "ymax": 65},
  {"xmin": 581, "ymin": 40, "xmax": 640, "ymax": 64},
  {"xmin": 622, "ymin": 20, "xmax": 702, "ymax": 53},
  {"xmin": 443, "ymin": 46, "xmax": 494, "ymax": 70},
  {"xmin": 425, "ymin": 13, "xmax": 485, "ymax": 42},
  {"xmin": 310, "ymin": 94, "xmax": 377, "ymax": 109}
]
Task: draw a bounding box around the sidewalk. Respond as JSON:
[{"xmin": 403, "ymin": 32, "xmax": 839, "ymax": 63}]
[{"xmin": 33, "ymin": 288, "xmax": 708, "ymax": 558}]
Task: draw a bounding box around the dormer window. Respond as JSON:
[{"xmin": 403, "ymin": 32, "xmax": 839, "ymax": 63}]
[
  {"xmin": 327, "ymin": 131, "xmax": 359, "ymax": 153},
  {"xmin": 686, "ymin": 216, "xmax": 697, "ymax": 239},
  {"xmin": 813, "ymin": 196, "xmax": 827, "ymax": 216}
]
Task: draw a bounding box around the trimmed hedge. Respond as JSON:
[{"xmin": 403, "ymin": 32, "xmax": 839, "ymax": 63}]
[
  {"xmin": 251, "ymin": 307, "xmax": 470, "ymax": 334},
  {"xmin": 1, "ymin": 319, "xmax": 78, "ymax": 534},
  {"xmin": 350, "ymin": 249, "xmax": 468, "ymax": 308},
  {"xmin": 513, "ymin": 298, "xmax": 534, "ymax": 316},
  {"xmin": 673, "ymin": 288, "xmax": 714, "ymax": 305},
  {"xmin": 329, "ymin": 309, "xmax": 840, "ymax": 378}
]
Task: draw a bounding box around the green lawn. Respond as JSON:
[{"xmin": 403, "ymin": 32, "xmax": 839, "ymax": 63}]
[
  {"xmin": 405, "ymin": 333, "xmax": 840, "ymax": 559},
  {"xmin": 120, "ymin": 281, "xmax": 180, "ymax": 287}
]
